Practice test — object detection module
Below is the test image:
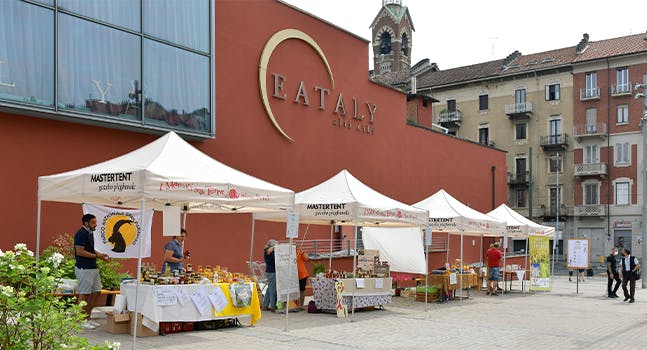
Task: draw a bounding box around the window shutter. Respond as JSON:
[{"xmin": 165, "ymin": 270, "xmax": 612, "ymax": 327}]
[
  {"xmin": 545, "ymin": 85, "xmax": 550, "ymax": 100},
  {"xmin": 624, "ymin": 143, "xmax": 630, "ymax": 163},
  {"xmin": 555, "ymin": 85, "xmax": 560, "ymax": 100}
]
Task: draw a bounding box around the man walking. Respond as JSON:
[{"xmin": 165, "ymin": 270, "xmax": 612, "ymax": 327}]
[
  {"xmin": 620, "ymin": 248, "xmax": 640, "ymax": 303},
  {"xmin": 486, "ymin": 242, "xmax": 503, "ymax": 295},
  {"xmin": 606, "ymin": 247, "xmax": 620, "ymax": 298},
  {"xmin": 74, "ymin": 214, "xmax": 109, "ymax": 329}
]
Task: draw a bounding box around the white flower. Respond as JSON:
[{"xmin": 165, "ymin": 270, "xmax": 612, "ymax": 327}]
[
  {"xmin": 26, "ymin": 250, "xmax": 34, "ymax": 257},
  {"xmin": 47, "ymin": 252, "xmax": 64, "ymax": 268},
  {"xmin": 14, "ymin": 243, "xmax": 27, "ymax": 251},
  {"xmin": 105, "ymin": 341, "xmax": 121, "ymax": 350},
  {"xmin": 40, "ymin": 266, "xmax": 51, "ymax": 274},
  {"xmin": 0, "ymin": 249, "xmax": 4, "ymax": 257},
  {"xmin": 60, "ymin": 344, "xmax": 68, "ymax": 348},
  {"xmin": 0, "ymin": 285, "xmax": 13, "ymax": 297}
]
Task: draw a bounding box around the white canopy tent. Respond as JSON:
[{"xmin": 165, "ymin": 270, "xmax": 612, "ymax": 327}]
[
  {"xmin": 487, "ymin": 204, "xmax": 555, "ymax": 238},
  {"xmin": 36, "ymin": 131, "xmax": 294, "ymax": 346},
  {"xmin": 487, "ymin": 204, "xmax": 556, "ymax": 291},
  {"xmin": 413, "ymin": 189, "xmax": 506, "ymax": 299},
  {"xmin": 253, "ymin": 169, "xmax": 429, "ymax": 318}
]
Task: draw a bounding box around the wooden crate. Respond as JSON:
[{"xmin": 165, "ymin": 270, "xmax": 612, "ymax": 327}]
[{"xmin": 415, "ymin": 291, "xmax": 440, "ymax": 302}]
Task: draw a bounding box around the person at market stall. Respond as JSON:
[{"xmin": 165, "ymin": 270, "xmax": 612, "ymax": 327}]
[
  {"xmin": 486, "ymin": 242, "xmax": 502, "ymax": 295},
  {"xmin": 606, "ymin": 247, "xmax": 621, "ymax": 298},
  {"xmin": 296, "ymin": 248, "xmax": 310, "ymax": 309},
  {"xmin": 162, "ymin": 229, "xmax": 187, "ymax": 274},
  {"xmin": 620, "ymin": 248, "xmax": 640, "ymax": 303},
  {"xmin": 262, "ymin": 239, "xmax": 278, "ymax": 311},
  {"xmin": 74, "ymin": 213, "xmax": 109, "ymax": 330}
]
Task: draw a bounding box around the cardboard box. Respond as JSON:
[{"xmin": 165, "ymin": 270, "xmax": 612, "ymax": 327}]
[
  {"xmin": 129, "ymin": 312, "xmax": 158, "ymax": 337},
  {"xmin": 105, "ymin": 311, "xmax": 130, "ymax": 334}
]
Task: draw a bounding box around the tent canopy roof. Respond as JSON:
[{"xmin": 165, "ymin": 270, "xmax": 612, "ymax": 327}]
[
  {"xmin": 413, "ymin": 189, "xmax": 506, "ymax": 236},
  {"xmin": 38, "ymin": 132, "xmax": 294, "ymax": 213},
  {"xmin": 254, "ymin": 170, "xmax": 428, "ymax": 226},
  {"xmin": 487, "ymin": 204, "xmax": 555, "ymax": 237}
]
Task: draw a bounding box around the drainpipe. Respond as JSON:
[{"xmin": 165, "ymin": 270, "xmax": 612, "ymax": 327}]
[
  {"xmin": 606, "ymin": 58, "xmax": 612, "ymax": 254},
  {"xmin": 529, "ymin": 147, "xmax": 533, "ymax": 219},
  {"xmin": 492, "ymin": 165, "xmax": 496, "ymax": 210}
]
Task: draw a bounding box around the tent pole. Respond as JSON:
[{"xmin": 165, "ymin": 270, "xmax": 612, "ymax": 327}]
[
  {"xmin": 446, "ymin": 233, "xmax": 449, "ymax": 265},
  {"xmin": 285, "ymin": 237, "xmax": 292, "ymax": 332},
  {"xmin": 329, "ymin": 223, "xmax": 334, "ymax": 271},
  {"xmin": 351, "ymin": 224, "xmax": 357, "ymax": 322},
  {"xmin": 524, "ymin": 237, "xmax": 529, "ymax": 294},
  {"xmin": 131, "ymin": 198, "xmax": 146, "ymax": 349},
  {"xmin": 502, "ymin": 230, "xmax": 508, "ymax": 296},
  {"xmin": 249, "ymin": 218, "xmax": 256, "ymax": 275},
  {"xmin": 459, "ymin": 230, "xmax": 463, "ymax": 301},
  {"xmin": 425, "ymin": 226, "xmax": 429, "ymax": 312},
  {"xmin": 36, "ymin": 197, "xmax": 42, "ymax": 263}
]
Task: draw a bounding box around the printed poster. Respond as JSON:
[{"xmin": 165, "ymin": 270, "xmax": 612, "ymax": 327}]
[
  {"xmin": 529, "ymin": 236, "xmax": 551, "ymax": 291},
  {"xmin": 83, "ymin": 203, "xmax": 153, "ymax": 258},
  {"xmin": 274, "ymin": 243, "xmax": 299, "ymax": 302},
  {"xmin": 567, "ymin": 239, "xmax": 590, "ymax": 269}
]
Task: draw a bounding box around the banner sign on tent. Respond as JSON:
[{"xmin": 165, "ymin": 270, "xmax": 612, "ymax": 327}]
[
  {"xmin": 162, "ymin": 206, "xmax": 181, "ymax": 237},
  {"xmin": 84, "ymin": 171, "xmax": 140, "ymax": 196},
  {"xmin": 275, "ymin": 244, "xmax": 299, "ymax": 302},
  {"xmin": 424, "ymin": 225, "xmax": 432, "ymax": 246},
  {"xmin": 529, "ymin": 236, "xmax": 551, "ymax": 291},
  {"xmin": 286, "ymin": 212, "xmax": 299, "ymax": 238},
  {"xmin": 83, "ymin": 203, "xmax": 153, "ymax": 258}
]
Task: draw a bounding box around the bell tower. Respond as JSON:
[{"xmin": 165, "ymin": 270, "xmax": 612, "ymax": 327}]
[{"xmin": 370, "ymin": 0, "xmax": 414, "ymax": 84}]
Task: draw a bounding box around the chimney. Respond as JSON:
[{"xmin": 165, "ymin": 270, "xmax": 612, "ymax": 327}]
[
  {"xmin": 576, "ymin": 33, "xmax": 590, "ymax": 54},
  {"xmin": 503, "ymin": 50, "xmax": 521, "ymax": 66},
  {"xmin": 644, "ymin": 30, "xmax": 647, "ymax": 41},
  {"xmin": 410, "ymin": 76, "xmax": 417, "ymax": 94}
]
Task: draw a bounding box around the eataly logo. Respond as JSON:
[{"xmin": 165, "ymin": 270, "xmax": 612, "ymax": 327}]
[{"xmin": 258, "ymin": 29, "xmax": 377, "ymax": 142}]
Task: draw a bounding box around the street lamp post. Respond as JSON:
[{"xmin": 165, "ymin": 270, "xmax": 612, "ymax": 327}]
[{"xmin": 635, "ymin": 81, "xmax": 647, "ymax": 289}]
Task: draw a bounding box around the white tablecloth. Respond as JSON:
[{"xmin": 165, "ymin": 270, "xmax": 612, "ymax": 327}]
[{"xmin": 121, "ymin": 283, "xmax": 253, "ymax": 331}]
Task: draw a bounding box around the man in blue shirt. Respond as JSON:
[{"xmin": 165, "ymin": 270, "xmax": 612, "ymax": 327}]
[
  {"xmin": 162, "ymin": 229, "xmax": 187, "ymax": 274},
  {"xmin": 74, "ymin": 213, "xmax": 109, "ymax": 330}
]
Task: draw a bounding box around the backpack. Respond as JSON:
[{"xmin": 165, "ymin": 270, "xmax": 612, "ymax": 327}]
[{"xmin": 307, "ymin": 300, "xmax": 321, "ymax": 313}]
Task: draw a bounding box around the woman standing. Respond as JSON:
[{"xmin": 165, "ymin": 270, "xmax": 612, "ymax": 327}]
[{"xmin": 261, "ymin": 239, "xmax": 278, "ymax": 311}]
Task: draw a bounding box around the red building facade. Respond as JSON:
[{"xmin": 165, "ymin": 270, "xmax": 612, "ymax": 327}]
[{"xmin": 0, "ymin": 0, "xmax": 506, "ymax": 273}]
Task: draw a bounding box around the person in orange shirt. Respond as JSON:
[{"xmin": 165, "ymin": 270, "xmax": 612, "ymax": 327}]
[{"xmin": 296, "ymin": 249, "xmax": 310, "ymax": 309}]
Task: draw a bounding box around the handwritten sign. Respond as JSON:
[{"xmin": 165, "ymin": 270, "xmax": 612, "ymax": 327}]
[
  {"xmin": 355, "ymin": 278, "xmax": 365, "ymax": 289},
  {"xmin": 449, "ymin": 273, "xmax": 457, "ymax": 285},
  {"xmin": 191, "ymin": 285, "xmax": 212, "ymax": 316},
  {"xmin": 374, "ymin": 278, "xmax": 384, "ymax": 289},
  {"xmin": 208, "ymin": 286, "xmax": 229, "ymax": 313},
  {"xmin": 176, "ymin": 287, "xmax": 190, "ymax": 306},
  {"xmin": 286, "ymin": 212, "xmax": 299, "ymax": 238},
  {"xmin": 154, "ymin": 286, "xmax": 177, "ymax": 306},
  {"xmin": 567, "ymin": 239, "xmax": 590, "ymax": 269}
]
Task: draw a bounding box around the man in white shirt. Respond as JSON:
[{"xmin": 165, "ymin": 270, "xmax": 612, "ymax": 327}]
[{"xmin": 620, "ymin": 248, "xmax": 640, "ymax": 303}]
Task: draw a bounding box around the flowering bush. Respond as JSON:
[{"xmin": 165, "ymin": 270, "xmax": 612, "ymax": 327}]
[{"xmin": 0, "ymin": 244, "xmax": 116, "ymax": 349}]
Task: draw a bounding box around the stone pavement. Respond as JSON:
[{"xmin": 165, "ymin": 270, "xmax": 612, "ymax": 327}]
[{"xmin": 83, "ymin": 275, "xmax": 647, "ymax": 350}]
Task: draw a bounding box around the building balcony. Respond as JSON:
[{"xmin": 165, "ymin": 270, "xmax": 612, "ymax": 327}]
[
  {"xmin": 574, "ymin": 204, "xmax": 606, "ymax": 217},
  {"xmin": 438, "ymin": 110, "xmax": 462, "ymax": 128},
  {"xmin": 507, "ymin": 171, "xmax": 530, "ymax": 187},
  {"xmin": 573, "ymin": 122, "xmax": 607, "ymax": 142},
  {"xmin": 540, "ymin": 205, "xmax": 570, "ymax": 218},
  {"xmin": 574, "ymin": 162, "xmax": 607, "ymax": 177},
  {"xmin": 580, "ymin": 88, "xmax": 600, "ymax": 101},
  {"xmin": 611, "ymin": 83, "xmax": 632, "ymax": 97},
  {"xmin": 504, "ymin": 102, "xmax": 533, "ymax": 119},
  {"xmin": 540, "ymin": 134, "xmax": 568, "ymax": 151}
]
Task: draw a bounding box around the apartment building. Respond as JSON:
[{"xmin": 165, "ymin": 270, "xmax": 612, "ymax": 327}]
[{"xmin": 571, "ymin": 33, "xmax": 647, "ymax": 260}]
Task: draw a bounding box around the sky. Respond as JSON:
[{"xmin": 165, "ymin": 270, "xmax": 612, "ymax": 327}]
[{"xmin": 283, "ymin": 0, "xmax": 647, "ymax": 70}]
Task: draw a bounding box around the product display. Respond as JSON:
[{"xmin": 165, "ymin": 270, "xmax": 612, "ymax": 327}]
[{"xmin": 139, "ymin": 262, "xmax": 254, "ymax": 285}]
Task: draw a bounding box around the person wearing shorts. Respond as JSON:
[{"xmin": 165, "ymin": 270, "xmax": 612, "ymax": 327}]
[
  {"xmin": 74, "ymin": 213, "xmax": 109, "ymax": 330},
  {"xmin": 486, "ymin": 242, "xmax": 502, "ymax": 295}
]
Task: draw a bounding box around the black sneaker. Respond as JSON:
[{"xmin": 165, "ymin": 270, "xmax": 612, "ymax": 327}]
[
  {"xmin": 608, "ymin": 295, "xmax": 615, "ymax": 298},
  {"xmin": 629, "ymin": 299, "xmax": 635, "ymax": 303},
  {"xmin": 624, "ymin": 297, "xmax": 630, "ymax": 302},
  {"xmin": 612, "ymin": 294, "xmax": 620, "ymax": 298}
]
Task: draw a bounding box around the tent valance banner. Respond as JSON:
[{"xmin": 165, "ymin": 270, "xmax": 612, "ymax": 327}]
[
  {"xmin": 487, "ymin": 204, "xmax": 555, "ymax": 238},
  {"xmin": 83, "ymin": 203, "xmax": 153, "ymax": 258}
]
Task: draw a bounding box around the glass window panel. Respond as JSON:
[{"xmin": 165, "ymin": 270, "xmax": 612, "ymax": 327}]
[
  {"xmin": 58, "ymin": 14, "xmax": 141, "ymax": 121},
  {"xmin": 144, "ymin": 40, "xmax": 210, "ymax": 134},
  {"xmin": 33, "ymin": 0, "xmax": 54, "ymax": 5},
  {"xmin": 479, "ymin": 94, "xmax": 488, "ymax": 110},
  {"xmin": 144, "ymin": 0, "xmax": 210, "ymax": 52},
  {"xmin": 616, "ymin": 182, "xmax": 630, "ymax": 205},
  {"xmin": 0, "ymin": 1, "xmax": 54, "ymax": 107},
  {"xmin": 58, "ymin": 0, "xmax": 140, "ymax": 31}
]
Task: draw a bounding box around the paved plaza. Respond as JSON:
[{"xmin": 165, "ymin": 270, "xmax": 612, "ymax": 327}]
[{"xmin": 84, "ymin": 275, "xmax": 647, "ymax": 350}]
